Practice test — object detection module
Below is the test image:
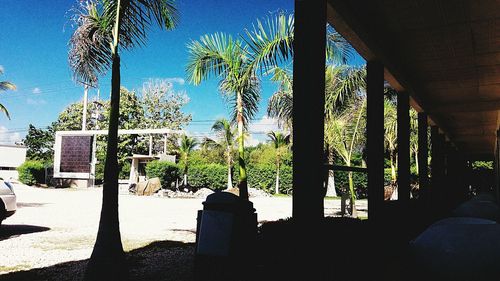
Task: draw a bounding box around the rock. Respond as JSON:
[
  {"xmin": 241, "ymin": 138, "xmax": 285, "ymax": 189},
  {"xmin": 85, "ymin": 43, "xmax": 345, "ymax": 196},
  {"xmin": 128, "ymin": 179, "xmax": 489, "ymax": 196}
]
[
  {"xmin": 248, "ymin": 187, "xmax": 271, "ymax": 198},
  {"xmin": 193, "ymin": 188, "xmax": 215, "ymax": 199}
]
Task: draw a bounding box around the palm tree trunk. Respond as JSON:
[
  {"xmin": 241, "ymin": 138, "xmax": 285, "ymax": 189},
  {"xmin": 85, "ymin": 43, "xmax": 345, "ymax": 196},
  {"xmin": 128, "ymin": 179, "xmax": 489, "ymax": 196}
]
[
  {"xmin": 184, "ymin": 157, "xmax": 188, "ymax": 185},
  {"xmin": 390, "ymin": 153, "xmax": 397, "ymax": 183},
  {"xmin": 227, "ymin": 148, "xmax": 232, "ymax": 189},
  {"xmin": 275, "ymin": 160, "xmax": 280, "ymax": 194},
  {"xmin": 414, "ymin": 150, "xmax": 419, "ymax": 175},
  {"xmin": 237, "ymin": 92, "xmax": 248, "ymax": 200},
  {"xmin": 348, "ymin": 171, "xmax": 357, "ymax": 217},
  {"xmin": 85, "ymin": 55, "xmax": 127, "ymax": 281}
]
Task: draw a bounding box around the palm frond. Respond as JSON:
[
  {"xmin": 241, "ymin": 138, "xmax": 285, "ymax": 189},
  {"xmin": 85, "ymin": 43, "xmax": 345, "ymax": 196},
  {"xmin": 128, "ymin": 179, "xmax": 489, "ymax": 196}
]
[
  {"xmin": 69, "ymin": 1, "xmax": 113, "ymax": 85},
  {"xmin": 244, "ymin": 12, "xmax": 294, "ymax": 72},
  {"xmin": 326, "ymin": 24, "xmax": 353, "ymax": 65},
  {"xmin": 186, "ymin": 33, "xmax": 245, "ymax": 85},
  {"xmin": 224, "ymin": 76, "xmax": 261, "ymax": 128},
  {"xmin": 325, "ymin": 65, "xmax": 366, "ymax": 118},
  {"xmin": 201, "ymin": 137, "xmax": 220, "ymax": 150},
  {"xmin": 0, "ymin": 103, "xmax": 10, "ymax": 120},
  {"xmin": 0, "ymin": 81, "xmax": 16, "ymax": 91},
  {"xmin": 69, "ymin": 0, "xmax": 179, "ymax": 85},
  {"xmin": 211, "ymin": 118, "xmax": 236, "ymax": 146}
]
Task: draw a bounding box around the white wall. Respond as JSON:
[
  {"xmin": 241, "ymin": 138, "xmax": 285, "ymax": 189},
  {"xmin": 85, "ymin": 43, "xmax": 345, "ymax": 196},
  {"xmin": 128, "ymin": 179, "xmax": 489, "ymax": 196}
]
[
  {"xmin": 0, "ymin": 145, "xmax": 27, "ymax": 180},
  {"xmin": 0, "ymin": 145, "xmax": 26, "ymax": 168}
]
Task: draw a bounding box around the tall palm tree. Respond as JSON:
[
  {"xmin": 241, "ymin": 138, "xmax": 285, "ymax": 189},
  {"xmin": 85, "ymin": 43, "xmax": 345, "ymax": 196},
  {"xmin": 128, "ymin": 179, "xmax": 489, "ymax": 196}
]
[
  {"xmin": 186, "ymin": 34, "xmax": 260, "ymax": 200},
  {"xmin": 246, "ymin": 14, "xmax": 353, "ymax": 130},
  {"xmin": 178, "ymin": 135, "xmax": 198, "ymax": 185},
  {"xmin": 68, "ymin": 1, "xmax": 178, "ymax": 279},
  {"xmin": 410, "ymin": 108, "xmax": 419, "ymax": 174},
  {"xmin": 204, "ymin": 118, "xmax": 237, "ymax": 189},
  {"xmin": 0, "ymin": 68, "xmax": 16, "ymax": 119},
  {"xmin": 266, "ymin": 66, "xmax": 293, "ymax": 130},
  {"xmin": 325, "ymin": 97, "xmax": 366, "ymax": 217},
  {"xmin": 267, "ymin": 131, "xmax": 290, "ymax": 194},
  {"xmin": 384, "ymin": 98, "xmax": 398, "ymax": 184}
]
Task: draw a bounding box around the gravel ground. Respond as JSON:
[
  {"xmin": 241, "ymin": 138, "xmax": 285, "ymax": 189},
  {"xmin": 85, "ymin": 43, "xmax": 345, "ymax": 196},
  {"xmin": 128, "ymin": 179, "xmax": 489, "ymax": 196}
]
[{"xmin": 0, "ymin": 184, "xmax": 367, "ymax": 276}]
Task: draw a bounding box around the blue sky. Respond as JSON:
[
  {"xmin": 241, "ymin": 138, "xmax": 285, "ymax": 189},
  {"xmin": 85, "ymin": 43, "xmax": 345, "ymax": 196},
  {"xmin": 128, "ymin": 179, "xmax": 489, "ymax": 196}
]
[{"xmin": 0, "ymin": 0, "xmax": 362, "ymax": 145}]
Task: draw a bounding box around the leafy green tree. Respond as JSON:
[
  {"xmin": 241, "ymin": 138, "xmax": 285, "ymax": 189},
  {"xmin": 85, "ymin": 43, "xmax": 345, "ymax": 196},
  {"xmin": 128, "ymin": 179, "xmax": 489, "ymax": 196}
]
[
  {"xmin": 177, "ymin": 135, "xmax": 198, "ymax": 185},
  {"xmin": 187, "ymin": 33, "xmax": 261, "ymax": 200},
  {"xmin": 141, "ymin": 79, "xmax": 191, "ymax": 154},
  {"xmin": 267, "ymin": 131, "xmax": 290, "ymax": 194},
  {"xmin": 0, "ymin": 67, "xmax": 16, "ymax": 119},
  {"xmin": 141, "ymin": 79, "xmax": 192, "ymax": 130},
  {"xmin": 23, "ymin": 124, "xmax": 55, "ymax": 163},
  {"xmin": 68, "ymin": 1, "xmax": 178, "ymax": 279},
  {"xmin": 248, "ymin": 144, "xmax": 278, "ymax": 167},
  {"xmin": 203, "ymin": 118, "xmax": 236, "ymax": 189}
]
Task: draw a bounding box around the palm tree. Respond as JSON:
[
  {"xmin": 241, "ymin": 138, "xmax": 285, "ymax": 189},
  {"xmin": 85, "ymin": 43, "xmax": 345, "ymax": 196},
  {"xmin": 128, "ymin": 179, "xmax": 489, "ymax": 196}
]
[
  {"xmin": 384, "ymin": 98, "xmax": 398, "ymax": 184},
  {"xmin": 246, "ymin": 14, "xmax": 353, "ymax": 130},
  {"xmin": 178, "ymin": 135, "xmax": 198, "ymax": 185},
  {"xmin": 68, "ymin": 1, "xmax": 178, "ymax": 279},
  {"xmin": 325, "ymin": 97, "xmax": 366, "ymax": 217},
  {"xmin": 267, "ymin": 131, "xmax": 290, "ymax": 194},
  {"xmin": 0, "ymin": 67, "xmax": 16, "ymax": 119},
  {"xmin": 186, "ymin": 34, "xmax": 260, "ymax": 200},
  {"xmin": 266, "ymin": 66, "xmax": 293, "ymax": 130},
  {"xmin": 410, "ymin": 108, "xmax": 419, "ymax": 173},
  {"xmin": 204, "ymin": 118, "xmax": 237, "ymax": 189}
]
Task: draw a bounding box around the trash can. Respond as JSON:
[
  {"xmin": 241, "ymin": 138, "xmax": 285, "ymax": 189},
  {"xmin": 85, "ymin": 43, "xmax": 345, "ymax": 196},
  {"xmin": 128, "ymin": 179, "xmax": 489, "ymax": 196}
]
[{"xmin": 194, "ymin": 191, "xmax": 257, "ymax": 281}]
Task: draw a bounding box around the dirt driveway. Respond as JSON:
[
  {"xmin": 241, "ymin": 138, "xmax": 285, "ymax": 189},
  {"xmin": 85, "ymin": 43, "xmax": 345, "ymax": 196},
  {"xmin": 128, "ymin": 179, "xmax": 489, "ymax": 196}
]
[{"xmin": 0, "ymin": 184, "xmax": 366, "ymax": 274}]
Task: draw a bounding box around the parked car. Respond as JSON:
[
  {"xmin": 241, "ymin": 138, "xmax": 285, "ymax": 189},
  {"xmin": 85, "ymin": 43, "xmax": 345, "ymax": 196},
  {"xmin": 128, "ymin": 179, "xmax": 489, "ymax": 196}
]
[{"xmin": 0, "ymin": 180, "xmax": 16, "ymax": 224}]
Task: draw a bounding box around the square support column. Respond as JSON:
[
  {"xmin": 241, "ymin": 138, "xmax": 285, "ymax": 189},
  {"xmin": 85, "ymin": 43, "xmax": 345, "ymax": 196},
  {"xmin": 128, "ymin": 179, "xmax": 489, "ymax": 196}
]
[
  {"xmin": 367, "ymin": 61, "xmax": 385, "ymax": 221},
  {"xmin": 417, "ymin": 113, "xmax": 429, "ymax": 203},
  {"xmin": 397, "ymin": 91, "xmax": 410, "ymax": 202},
  {"xmin": 292, "ymin": 0, "xmax": 326, "ymax": 223},
  {"xmin": 430, "ymin": 127, "xmax": 445, "ymax": 216},
  {"xmin": 495, "ymin": 130, "xmax": 500, "ymax": 203}
]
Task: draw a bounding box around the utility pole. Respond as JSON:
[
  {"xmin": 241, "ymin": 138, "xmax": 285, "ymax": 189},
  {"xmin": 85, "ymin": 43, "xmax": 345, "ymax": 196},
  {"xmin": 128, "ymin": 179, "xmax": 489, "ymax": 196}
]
[{"xmin": 82, "ymin": 85, "xmax": 88, "ymax": 131}]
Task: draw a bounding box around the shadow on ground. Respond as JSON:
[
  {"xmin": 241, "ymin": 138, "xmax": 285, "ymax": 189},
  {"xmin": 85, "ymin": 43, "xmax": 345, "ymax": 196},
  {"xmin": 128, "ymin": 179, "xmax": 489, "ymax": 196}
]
[
  {"xmin": 0, "ymin": 225, "xmax": 50, "ymax": 241},
  {"xmin": 0, "ymin": 240, "xmax": 195, "ymax": 281}
]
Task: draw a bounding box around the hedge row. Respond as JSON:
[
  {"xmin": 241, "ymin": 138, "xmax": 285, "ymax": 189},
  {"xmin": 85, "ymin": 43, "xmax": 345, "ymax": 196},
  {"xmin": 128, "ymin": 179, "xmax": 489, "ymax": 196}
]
[
  {"xmin": 17, "ymin": 160, "xmax": 45, "ymax": 185},
  {"xmin": 145, "ymin": 161, "xmax": 397, "ymax": 198},
  {"xmin": 144, "ymin": 161, "xmax": 294, "ymax": 194},
  {"xmin": 188, "ymin": 164, "xmax": 233, "ymax": 190},
  {"xmin": 144, "ymin": 161, "xmax": 181, "ymax": 189}
]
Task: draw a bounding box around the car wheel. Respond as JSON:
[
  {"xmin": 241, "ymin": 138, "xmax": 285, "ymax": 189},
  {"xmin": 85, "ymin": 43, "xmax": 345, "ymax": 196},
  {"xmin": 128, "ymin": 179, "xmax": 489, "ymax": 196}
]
[{"xmin": 0, "ymin": 200, "xmax": 5, "ymax": 225}]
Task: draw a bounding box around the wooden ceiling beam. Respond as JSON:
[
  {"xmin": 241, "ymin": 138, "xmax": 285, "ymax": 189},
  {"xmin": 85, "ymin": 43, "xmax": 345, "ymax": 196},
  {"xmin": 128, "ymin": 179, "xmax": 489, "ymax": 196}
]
[{"xmin": 427, "ymin": 100, "xmax": 500, "ymax": 113}]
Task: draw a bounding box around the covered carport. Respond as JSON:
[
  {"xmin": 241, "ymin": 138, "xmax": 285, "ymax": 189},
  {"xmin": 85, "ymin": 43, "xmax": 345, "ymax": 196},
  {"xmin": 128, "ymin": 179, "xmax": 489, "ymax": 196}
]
[{"xmin": 290, "ymin": 0, "xmax": 500, "ymax": 280}]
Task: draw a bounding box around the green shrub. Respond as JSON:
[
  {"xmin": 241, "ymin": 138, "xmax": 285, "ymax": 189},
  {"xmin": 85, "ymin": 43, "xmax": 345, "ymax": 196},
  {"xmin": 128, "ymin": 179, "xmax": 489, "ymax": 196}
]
[
  {"xmin": 189, "ymin": 164, "xmax": 232, "ymax": 190},
  {"xmin": 119, "ymin": 160, "xmax": 131, "ymax": 180},
  {"xmin": 17, "ymin": 160, "xmax": 45, "ymax": 185},
  {"xmin": 246, "ymin": 165, "xmax": 292, "ymax": 194},
  {"xmin": 333, "ymin": 171, "xmax": 368, "ymax": 199},
  {"xmin": 145, "ymin": 161, "xmax": 181, "ymax": 189}
]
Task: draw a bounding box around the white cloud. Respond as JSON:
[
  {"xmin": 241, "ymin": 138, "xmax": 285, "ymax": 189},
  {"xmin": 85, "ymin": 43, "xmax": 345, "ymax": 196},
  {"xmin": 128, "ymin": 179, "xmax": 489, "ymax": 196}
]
[
  {"xmin": 247, "ymin": 116, "xmax": 283, "ymax": 146},
  {"xmin": 246, "ymin": 134, "xmax": 261, "ymax": 147},
  {"xmin": 164, "ymin": 77, "xmax": 185, "ymax": 85},
  {"xmin": 32, "ymin": 87, "xmax": 42, "ymax": 94},
  {"xmin": 27, "ymin": 98, "xmax": 47, "ymax": 105},
  {"xmin": 0, "ymin": 126, "xmax": 22, "ymax": 145},
  {"xmin": 248, "ymin": 116, "xmax": 280, "ymax": 135},
  {"xmin": 0, "ymin": 65, "xmax": 4, "ymax": 73}
]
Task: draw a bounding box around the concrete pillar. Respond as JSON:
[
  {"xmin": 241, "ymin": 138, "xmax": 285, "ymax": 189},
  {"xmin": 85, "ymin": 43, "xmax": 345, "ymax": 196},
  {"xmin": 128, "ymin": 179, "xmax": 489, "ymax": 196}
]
[
  {"xmin": 417, "ymin": 113, "xmax": 429, "ymax": 203},
  {"xmin": 367, "ymin": 60, "xmax": 385, "ymax": 221},
  {"xmin": 430, "ymin": 127, "xmax": 445, "ymax": 217},
  {"xmin": 292, "ymin": 0, "xmax": 326, "ymax": 223},
  {"xmin": 397, "ymin": 91, "xmax": 410, "ymax": 202}
]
